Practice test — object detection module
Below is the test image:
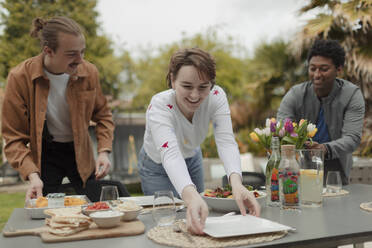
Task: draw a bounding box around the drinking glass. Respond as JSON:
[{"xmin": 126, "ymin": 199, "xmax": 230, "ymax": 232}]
[
  {"xmin": 152, "ymin": 190, "xmax": 176, "ymax": 226},
  {"xmin": 297, "ymin": 149, "xmax": 324, "ymax": 207},
  {"xmin": 326, "ymin": 171, "xmax": 342, "ymax": 193},
  {"xmin": 100, "ymin": 185, "xmax": 119, "ymax": 202}
]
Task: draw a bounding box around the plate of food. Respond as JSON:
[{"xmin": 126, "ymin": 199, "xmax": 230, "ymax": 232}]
[
  {"xmin": 25, "ymin": 194, "xmax": 90, "ymax": 219},
  {"xmin": 201, "ymin": 186, "xmax": 266, "ymax": 212}
]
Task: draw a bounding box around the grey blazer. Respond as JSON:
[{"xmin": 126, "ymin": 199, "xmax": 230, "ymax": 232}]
[{"xmin": 277, "ymin": 78, "xmax": 365, "ymax": 179}]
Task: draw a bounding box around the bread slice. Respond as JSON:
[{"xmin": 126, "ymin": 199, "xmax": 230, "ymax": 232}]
[
  {"xmin": 47, "ymin": 226, "xmax": 89, "ymax": 236},
  {"xmin": 45, "ymin": 218, "xmax": 91, "ymax": 228},
  {"xmin": 44, "ymin": 207, "xmax": 82, "ymax": 217}
]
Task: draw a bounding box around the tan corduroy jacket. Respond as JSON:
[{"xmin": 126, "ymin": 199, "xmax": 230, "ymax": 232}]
[{"xmin": 1, "ymin": 54, "xmax": 114, "ymax": 185}]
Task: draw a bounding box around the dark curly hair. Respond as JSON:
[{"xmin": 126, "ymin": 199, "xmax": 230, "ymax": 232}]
[{"xmin": 307, "ymin": 39, "xmax": 345, "ymax": 68}]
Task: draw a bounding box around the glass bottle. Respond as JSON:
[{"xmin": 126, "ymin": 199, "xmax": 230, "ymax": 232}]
[
  {"xmin": 278, "ymin": 145, "xmax": 301, "ymax": 211},
  {"xmin": 265, "ymin": 137, "xmax": 281, "ymax": 206}
]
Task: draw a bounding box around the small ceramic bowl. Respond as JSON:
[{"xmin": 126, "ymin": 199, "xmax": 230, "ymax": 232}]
[
  {"xmin": 82, "ymin": 202, "xmax": 111, "ymax": 216},
  {"xmin": 114, "ymin": 206, "xmax": 143, "ymax": 221},
  {"xmin": 90, "ymin": 210, "xmax": 123, "ymax": 228}
]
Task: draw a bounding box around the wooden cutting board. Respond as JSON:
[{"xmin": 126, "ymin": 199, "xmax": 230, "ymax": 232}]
[{"xmin": 3, "ymin": 220, "xmax": 145, "ymax": 243}]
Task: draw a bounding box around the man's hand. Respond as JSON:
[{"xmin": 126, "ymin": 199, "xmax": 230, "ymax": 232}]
[
  {"xmin": 305, "ymin": 141, "xmax": 327, "ymax": 155},
  {"xmin": 26, "ymin": 173, "xmax": 43, "ymax": 201},
  {"xmin": 182, "ymin": 185, "xmax": 209, "ymax": 235},
  {"xmin": 95, "ymin": 151, "xmax": 111, "ymax": 180},
  {"xmin": 230, "ymin": 173, "xmax": 261, "ymax": 217}
]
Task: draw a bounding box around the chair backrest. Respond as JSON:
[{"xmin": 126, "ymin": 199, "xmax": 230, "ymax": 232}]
[
  {"xmin": 222, "ymin": 172, "xmax": 265, "ymax": 189},
  {"xmin": 59, "ymin": 179, "xmax": 131, "ymax": 202}
]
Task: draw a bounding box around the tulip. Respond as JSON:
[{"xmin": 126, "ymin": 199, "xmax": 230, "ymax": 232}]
[
  {"xmin": 254, "ymin": 128, "xmax": 263, "ymax": 135},
  {"xmin": 279, "ymin": 128, "xmax": 285, "ymax": 137},
  {"xmin": 250, "ymin": 132, "xmax": 259, "ymax": 142},
  {"xmin": 308, "ymin": 128, "xmax": 318, "ymax": 138},
  {"xmin": 263, "ymin": 127, "xmax": 271, "ymax": 136},
  {"xmin": 299, "ymin": 119, "xmax": 306, "ymax": 126},
  {"xmin": 270, "ymin": 121, "xmax": 276, "ymax": 133},
  {"xmin": 284, "ymin": 118, "xmax": 294, "ymax": 133},
  {"xmin": 266, "ymin": 118, "xmax": 271, "ymax": 128}
]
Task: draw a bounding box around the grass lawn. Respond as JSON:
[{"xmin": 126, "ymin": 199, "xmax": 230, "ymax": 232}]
[{"xmin": 0, "ymin": 192, "xmax": 26, "ymax": 231}]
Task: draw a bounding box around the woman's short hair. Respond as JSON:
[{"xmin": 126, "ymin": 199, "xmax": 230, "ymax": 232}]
[
  {"xmin": 30, "ymin": 16, "xmax": 83, "ymax": 51},
  {"xmin": 166, "ymin": 48, "xmax": 216, "ymax": 88}
]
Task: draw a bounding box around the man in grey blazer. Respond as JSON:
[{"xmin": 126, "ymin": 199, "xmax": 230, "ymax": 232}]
[{"xmin": 277, "ymin": 39, "xmax": 365, "ymax": 185}]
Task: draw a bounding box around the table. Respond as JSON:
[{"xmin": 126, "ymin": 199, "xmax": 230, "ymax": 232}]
[{"xmin": 2, "ymin": 184, "xmax": 372, "ymax": 248}]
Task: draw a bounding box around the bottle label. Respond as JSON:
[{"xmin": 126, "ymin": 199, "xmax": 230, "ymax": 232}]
[
  {"xmin": 279, "ymin": 171, "xmax": 300, "ymax": 204},
  {"xmin": 270, "ymin": 168, "xmax": 279, "ymax": 201}
]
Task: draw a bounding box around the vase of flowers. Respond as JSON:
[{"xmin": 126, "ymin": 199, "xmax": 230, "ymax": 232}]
[{"xmin": 250, "ymin": 117, "xmax": 317, "ymax": 206}]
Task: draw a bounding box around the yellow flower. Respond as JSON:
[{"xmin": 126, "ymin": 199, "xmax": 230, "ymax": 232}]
[
  {"xmin": 271, "ymin": 117, "xmax": 276, "ymax": 123},
  {"xmin": 292, "ymin": 122, "xmax": 297, "ymax": 128},
  {"xmin": 250, "ymin": 132, "xmax": 259, "ymax": 142},
  {"xmin": 308, "ymin": 128, "xmax": 318, "ymax": 138}
]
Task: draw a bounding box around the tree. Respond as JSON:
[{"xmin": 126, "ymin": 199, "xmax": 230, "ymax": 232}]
[
  {"xmin": 291, "ymin": 0, "xmax": 372, "ymax": 155},
  {"xmin": 130, "ymin": 28, "xmax": 251, "ymax": 111},
  {"xmin": 230, "ymin": 40, "xmax": 307, "ymax": 130},
  {"xmin": 0, "ymin": 0, "xmax": 127, "ymax": 98}
]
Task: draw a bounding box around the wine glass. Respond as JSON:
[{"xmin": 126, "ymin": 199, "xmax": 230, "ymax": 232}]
[{"xmin": 100, "ymin": 185, "xmax": 119, "ymax": 202}]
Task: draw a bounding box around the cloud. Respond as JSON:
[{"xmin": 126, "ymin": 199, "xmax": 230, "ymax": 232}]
[{"xmin": 96, "ymin": 0, "xmax": 308, "ymax": 55}]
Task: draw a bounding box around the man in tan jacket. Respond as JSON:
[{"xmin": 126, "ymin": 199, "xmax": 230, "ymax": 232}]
[{"xmin": 1, "ymin": 16, "xmax": 114, "ymax": 201}]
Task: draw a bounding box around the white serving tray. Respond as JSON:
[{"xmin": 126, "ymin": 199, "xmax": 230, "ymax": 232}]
[
  {"xmin": 203, "ymin": 214, "xmax": 293, "ymax": 238},
  {"xmin": 119, "ymin": 195, "xmax": 183, "ymax": 206},
  {"xmin": 24, "ymin": 195, "xmax": 90, "ymax": 219}
]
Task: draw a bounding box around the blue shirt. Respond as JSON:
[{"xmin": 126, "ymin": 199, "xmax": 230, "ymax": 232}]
[{"xmin": 313, "ymin": 106, "xmax": 330, "ymax": 144}]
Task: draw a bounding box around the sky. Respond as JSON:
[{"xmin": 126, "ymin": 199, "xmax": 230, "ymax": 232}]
[{"xmin": 96, "ymin": 0, "xmax": 314, "ymax": 57}]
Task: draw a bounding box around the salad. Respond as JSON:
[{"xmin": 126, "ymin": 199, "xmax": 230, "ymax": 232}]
[{"xmin": 204, "ymin": 185, "xmax": 261, "ymax": 198}]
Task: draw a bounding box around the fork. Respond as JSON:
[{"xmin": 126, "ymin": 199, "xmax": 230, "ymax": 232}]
[{"xmin": 173, "ymin": 223, "xmax": 194, "ymax": 243}]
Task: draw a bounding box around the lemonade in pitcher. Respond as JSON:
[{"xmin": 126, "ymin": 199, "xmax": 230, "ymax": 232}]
[
  {"xmin": 297, "ymin": 149, "xmax": 324, "ymax": 207},
  {"xmin": 300, "ymin": 169, "xmax": 323, "ymax": 206}
]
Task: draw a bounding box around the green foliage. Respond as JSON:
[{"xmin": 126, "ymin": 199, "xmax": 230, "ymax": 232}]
[
  {"xmin": 0, "ymin": 192, "xmax": 25, "ymax": 231},
  {"xmin": 0, "ymin": 0, "xmax": 127, "ymax": 97},
  {"xmin": 131, "ymin": 28, "xmax": 251, "ymax": 111}
]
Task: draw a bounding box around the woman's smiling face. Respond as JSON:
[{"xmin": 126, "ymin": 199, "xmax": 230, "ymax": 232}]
[{"xmin": 171, "ymin": 65, "xmax": 211, "ymax": 121}]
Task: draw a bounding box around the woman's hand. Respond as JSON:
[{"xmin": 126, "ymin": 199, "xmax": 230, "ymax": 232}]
[
  {"xmin": 26, "ymin": 173, "xmax": 43, "ymax": 201},
  {"xmin": 182, "ymin": 185, "xmax": 209, "ymax": 235},
  {"xmin": 230, "ymin": 173, "xmax": 261, "ymax": 217},
  {"xmin": 95, "ymin": 151, "xmax": 111, "ymax": 179}
]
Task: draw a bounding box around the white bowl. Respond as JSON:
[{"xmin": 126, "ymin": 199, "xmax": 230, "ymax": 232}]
[
  {"xmin": 114, "ymin": 206, "xmax": 143, "ymax": 221},
  {"xmin": 90, "ymin": 210, "xmax": 123, "ymax": 228},
  {"xmin": 201, "ymin": 191, "xmax": 267, "ymax": 212}
]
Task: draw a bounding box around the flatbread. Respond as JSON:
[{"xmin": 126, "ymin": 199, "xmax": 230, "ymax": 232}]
[
  {"xmin": 44, "ymin": 207, "xmax": 82, "ymax": 217},
  {"xmin": 47, "ymin": 225, "xmax": 89, "ymax": 236},
  {"xmin": 45, "ymin": 218, "xmax": 91, "ymax": 228},
  {"xmin": 51, "ymin": 214, "xmax": 90, "ymax": 224}
]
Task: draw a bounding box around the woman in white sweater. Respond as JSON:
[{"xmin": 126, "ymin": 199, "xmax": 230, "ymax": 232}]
[{"xmin": 138, "ymin": 48, "xmax": 260, "ymax": 234}]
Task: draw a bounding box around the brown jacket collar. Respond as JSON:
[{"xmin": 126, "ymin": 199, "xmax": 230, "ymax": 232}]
[{"xmin": 30, "ymin": 53, "xmax": 89, "ymax": 81}]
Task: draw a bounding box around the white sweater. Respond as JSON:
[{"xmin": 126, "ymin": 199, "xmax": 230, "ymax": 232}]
[{"xmin": 143, "ymin": 85, "xmax": 242, "ymax": 195}]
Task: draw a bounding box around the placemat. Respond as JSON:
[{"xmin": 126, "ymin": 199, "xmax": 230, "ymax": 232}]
[
  {"xmin": 360, "ymin": 202, "xmax": 372, "ymax": 212},
  {"xmin": 147, "ymin": 221, "xmax": 287, "ymax": 248},
  {"xmin": 322, "ymin": 189, "xmax": 349, "ymax": 197},
  {"xmin": 141, "ymin": 204, "xmax": 185, "ymax": 215}
]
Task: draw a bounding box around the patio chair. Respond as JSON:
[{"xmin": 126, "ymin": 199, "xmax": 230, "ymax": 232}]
[
  {"xmin": 222, "ymin": 172, "xmax": 265, "ymax": 189},
  {"xmin": 59, "ymin": 179, "xmax": 130, "ymax": 202}
]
